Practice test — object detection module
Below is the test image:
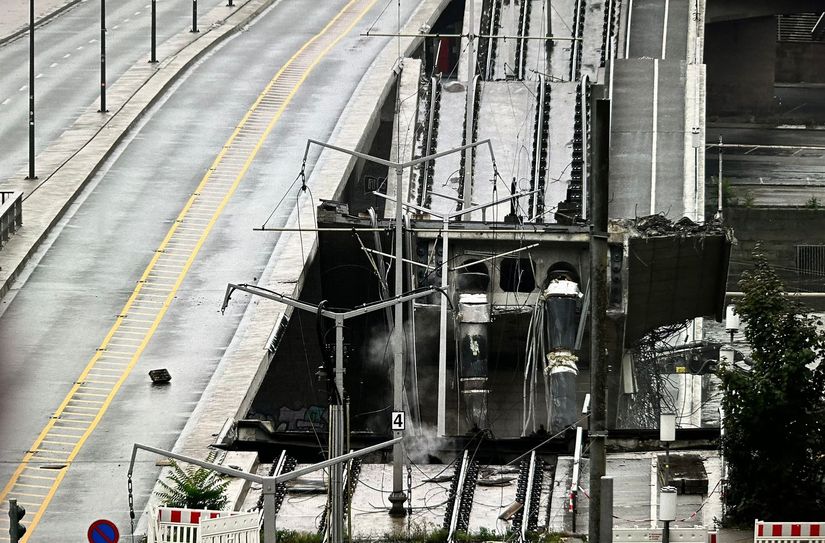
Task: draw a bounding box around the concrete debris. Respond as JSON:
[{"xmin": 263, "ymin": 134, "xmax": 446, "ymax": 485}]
[{"xmin": 627, "ymin": 214, "xmax": 726, "ymax": 237}]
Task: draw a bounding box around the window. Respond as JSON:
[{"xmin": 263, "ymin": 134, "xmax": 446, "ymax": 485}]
[{"xmin": 499, "ymin": 258, "xmax": 535, "ymax": 292}]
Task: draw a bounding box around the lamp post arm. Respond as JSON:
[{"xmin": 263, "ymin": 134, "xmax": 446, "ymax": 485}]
[
  {"xmin": 307, "ymin": 139, "xmax": 397, "ymax": 169},
  {"xmin": 341, "ymin": 287, "xmax": 447, "ymax": 320},
  {"xmin": 399, "ymin": 139, "xmax": 493, "ymax": 170},
  {"xmin": 269, "ymin": 437, "xmax": 402, "ymax": 485},
  {"xmin": 303, "ymin": 139, "xmax": 495, "ymax": 175},
  {"xmin": 372, "ymin": 191, "xmax": 442, "ymax": 217},
  {"xmin": 221, "ymin": 283, "xmax": 329, "ymax": 317},
  {"xmin": 128, "ymin": 443, "xmax": 264, "ymax": 483},
  {"xmin": 449, "ymin": 189, "xmax": 540, "ymax": 219}
]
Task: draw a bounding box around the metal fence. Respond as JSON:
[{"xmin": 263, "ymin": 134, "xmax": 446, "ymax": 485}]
[{"xmin": 0, "ymin": 191, "xmax": 22, "ymax": 250}]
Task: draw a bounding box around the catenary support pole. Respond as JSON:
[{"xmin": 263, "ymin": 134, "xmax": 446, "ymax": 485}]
[
  {"xmin": 331, "ymin": 317, "xmax": 346, "ymax": 541},
  {"xmin": 462, "ymin": 0, "xmax": 476, "ymax": 209},
  {"xmin": 437, "ymin": 214, "xmax": 449, "ymax": 436},
  {"xmin": 220, "ymin": 283, "xmax": 442, "ymax": 533},
  {"xmin": 601, "ymin": 476, "xmax": 614, "ymax": 543},
  {"xmin": 191, "ymin": 0, "xmax": 198, "ymax": 32},
  {"xmin": 717, "ymin": 135, "xmax": 723, "ymax": 219},
  {"xmin": 588, "ymin": 98, "xmax": 611, "ymax": 543},
  {"xmin": 389, "ymin": 165, "xmax": 407, "ymax": 516},
  {"xmin": 263, "ymin": 483, "xmax": 277, "ymax": 543},
  {"xmin": 27, "ymin": 0, "xmax": 36, "ymax": 180}
]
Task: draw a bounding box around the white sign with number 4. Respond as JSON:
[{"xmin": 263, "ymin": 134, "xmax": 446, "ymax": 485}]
[{"xmin": 391, "ymin": 411, "xmax": 405, "ymax": 431}]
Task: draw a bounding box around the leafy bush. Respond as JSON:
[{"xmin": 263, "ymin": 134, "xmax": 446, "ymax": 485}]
[{"xmin": 155, "ymin": 452, "xmax": 229, "ymax": 510}]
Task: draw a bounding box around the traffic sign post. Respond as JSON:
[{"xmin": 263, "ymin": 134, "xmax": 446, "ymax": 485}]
[{"xmin": 88, "ymin": 519, "xmax": 119, "ymax": 543}]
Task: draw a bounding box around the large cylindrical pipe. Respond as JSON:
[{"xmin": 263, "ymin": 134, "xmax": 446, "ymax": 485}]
[
  {"xmin": 543, "ymin": 279, "xmax": 582, "ymax": 432},
  {"xmin": 458, "ymin": 293, "xmax": 491, "ymax": 431}
]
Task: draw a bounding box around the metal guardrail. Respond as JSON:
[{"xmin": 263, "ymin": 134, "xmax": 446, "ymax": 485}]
[{"xmin": 0, "ymin": 191, "xmax": 23, "ymax": 250}]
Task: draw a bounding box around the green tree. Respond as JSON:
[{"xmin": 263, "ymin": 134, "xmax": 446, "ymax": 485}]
[
  {"xmin": 155, "ymin": 452, "xmax": 230, "ymax": 510},
  {"xmin": 718, "ymin": 251, "xmax": 825, "ymax": 523}
]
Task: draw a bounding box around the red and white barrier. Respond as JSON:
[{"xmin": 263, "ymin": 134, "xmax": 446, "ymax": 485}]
[
  {"xmin": 148, "ymin": 507, "xmax": 239, "ymax": 543},
  {"xmin": 755, "ymin": 521, "xmax": 825, "ymax": 542},
  {"xmin": 157, "ymin": 507, "xmax": 224, "ymax": 525}
]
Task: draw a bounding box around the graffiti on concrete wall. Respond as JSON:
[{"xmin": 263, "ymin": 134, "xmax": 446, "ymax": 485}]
[{"xmin": 275, "ymin": 405, "xmax": 329, "ymax": 432}]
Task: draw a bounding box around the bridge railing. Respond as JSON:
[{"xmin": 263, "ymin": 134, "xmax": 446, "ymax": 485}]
[{"xmin": 0, "ymin": 191, "xmax": 22, "ymax": 250}]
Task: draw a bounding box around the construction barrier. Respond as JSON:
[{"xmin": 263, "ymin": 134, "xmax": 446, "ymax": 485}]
[
  {"xmin": 755, "ymin": 521, "xmax": 825, "ymax": 542},
  {"xmin": 201, "ymin": 511, "xmax": 262, "ymax": 543},
  {"xmin": 613, "ymin": 527, "xmax": 710, "ymax": 542},
  {"xmin": 148, "ymin": 507, "xmax": 239, "ymax": 543}
]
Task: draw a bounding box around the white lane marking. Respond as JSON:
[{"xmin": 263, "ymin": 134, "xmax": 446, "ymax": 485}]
[
  {"xmin": 18, "ymin": 85, "xmax": 27, "ymax": 92},
  {"xmin": 650, "ymin": 58, "xmax": 659, "ymax": 215},
  {"xmin": 50, "ymin": 62, "xmax": 58, "ymax": 68},
  {"xmin": 89, "ymin": 39, "xmax": 97, "ymax": 43},
  {"xmin": 35, "ymin": 73, "xmax": 43, "ymax": 79},
  {"xmin": 661, "ymin": 0, "xmax": 669, "ymax": 59},
  {"xmin": 113, "ymin": 24, "xmax": 119, "ymax": 29},
  {"xmin": 1, "ymin": 98, "xmax": 10, "ymax": 106},
  {"xmin": 124, "ymin": 18, "xmax": 130, "ymax": 22},
  {"xmin": 63, "ymin": 53, "xmax": 71, "ymax": 58},
  {"xmin": 625, "ymin": 0, "xmax": 633, "ymax": 58},
  {"xmin": 135, "ymin": 11, "xmax": 141, "ymax": 15},
  {"xmin": 76, "ymin": 45, "xmax": 84, "ymax": 50}
]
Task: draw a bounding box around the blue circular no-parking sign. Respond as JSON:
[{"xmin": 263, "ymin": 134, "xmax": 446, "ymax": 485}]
[{"xmin": 87, "ymin": 519, "xmax": 120, "ymax": 543}]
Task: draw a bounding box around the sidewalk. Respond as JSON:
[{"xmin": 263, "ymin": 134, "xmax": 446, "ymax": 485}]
[{"xmin": 0, "ymin": 0, "xmax": 81, "ymax": 45}]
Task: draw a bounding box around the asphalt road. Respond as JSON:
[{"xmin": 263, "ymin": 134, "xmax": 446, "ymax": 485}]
[
  {"xmin": 707, "ymin": 125, "xmax": 825, "ymax": 205},
  {"xmin": 0, "ymin": 0, "xmax": 229, "ymax": 182},
  {"xmin": 0, "ymin": 0, "xmax": 419, "ymax": 538},
  {"xmin": 626, "ymin": 0, "xmax": 688, "ymax": 60},
  {"xmin": 610, "ymin": 58, "xmax": 688, "ymax": 218}
]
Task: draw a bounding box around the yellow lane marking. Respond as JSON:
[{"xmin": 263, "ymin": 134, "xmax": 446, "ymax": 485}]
[{"xmin": 1, "ymin": 0, "xmax": 380, "ymax": 539}]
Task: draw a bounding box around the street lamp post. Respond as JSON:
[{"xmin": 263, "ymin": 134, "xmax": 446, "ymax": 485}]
[
  {"xmin": 221, "ymin": 284, "xmax": 442, "ymax": 542},
  {"xmin": 99, "ymin": 0, "xmax": 107, "ymax": 112},
  {"xmin": 660, "ymin": 412, "xmax": 676, "ymax": 543},
  {"xmin": 27, "ymin": 0, "xmax": 36, "ymax": 180},
  {"xmin": 191, "ymin": 0, "xmax": 198, "ymax": 32},
  {"xmin": 129, "ymin": 438, "xmax": 401, "ymax": 543},
  {"xmin": 150, "ymin": 0, "xmax": 157, "ymax": 63}
]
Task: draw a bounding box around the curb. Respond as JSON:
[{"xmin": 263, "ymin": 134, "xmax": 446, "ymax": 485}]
[
  {"xmin": 0, "ymin": 0, "xmax": 85, "ymax": 47},
  {"xmin": 0, "ymin": 0, "xmax": 278, "ymax": 301}
]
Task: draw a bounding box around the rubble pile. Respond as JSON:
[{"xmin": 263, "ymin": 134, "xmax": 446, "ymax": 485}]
[{"xmin": 629, "ymin": 214, "xmax": 725, "ymax": 237}]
